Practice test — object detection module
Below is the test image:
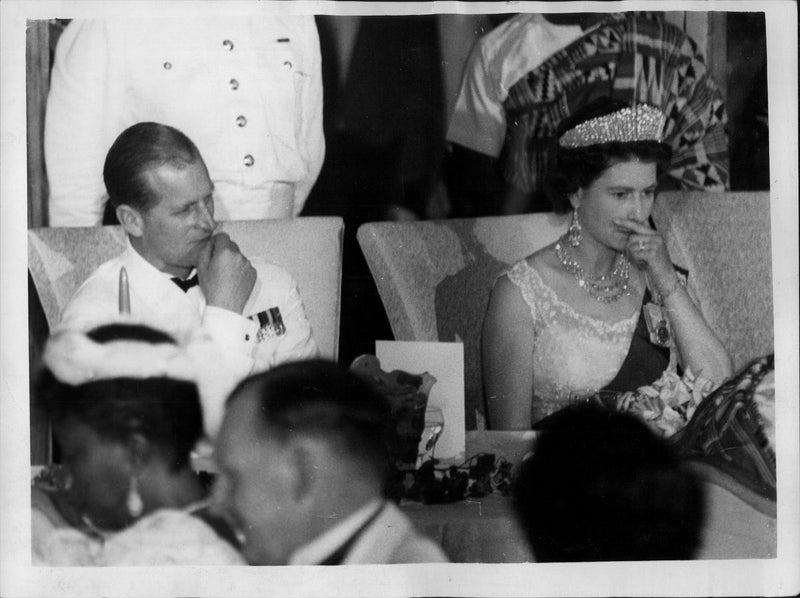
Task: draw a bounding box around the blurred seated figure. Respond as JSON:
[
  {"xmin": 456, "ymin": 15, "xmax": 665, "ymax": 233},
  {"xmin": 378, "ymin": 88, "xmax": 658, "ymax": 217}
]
[
  {"xmin": 514, "ymin": 403, "xmax": 705, "ymax": 561},
  {"xmin": 446, "ymin": 12, "xmax": 729, "ymax": 216},
  {"xmin": 211, "ymin": 360, "xmax": 449, "ymax": 565},
  {"xmin": 32, "ymin": 323, "xmax": 244, "ymax": 566},
  {"xmin": 482, "ymin": 97, "xmax": 732, "ymax": 429}
]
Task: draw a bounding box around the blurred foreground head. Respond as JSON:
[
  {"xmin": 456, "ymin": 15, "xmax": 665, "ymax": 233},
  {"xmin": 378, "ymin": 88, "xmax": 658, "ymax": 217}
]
[
  {"xmin": 514, "ymin": 403, "xmax": 705, "ymax": 562},
  {"xmin": 41, "ymin": 323, "xmax": 203, "ymax": 530},
  {"xmin": 212, "ymin": 359, "xmax": 391, "ymax": 565}
]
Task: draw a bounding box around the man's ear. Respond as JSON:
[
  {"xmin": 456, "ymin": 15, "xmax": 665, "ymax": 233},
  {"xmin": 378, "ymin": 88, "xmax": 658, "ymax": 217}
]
[{"xmin": 116, "ymin": 204, "xmax": 144, "ymax": 238}]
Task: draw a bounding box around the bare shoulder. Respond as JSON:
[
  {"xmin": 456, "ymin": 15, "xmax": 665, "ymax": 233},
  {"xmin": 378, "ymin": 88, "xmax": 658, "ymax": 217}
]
[
  {"xmin": 488, "ymin": 269, "xmax": 532, "ymax": 322},
  {"xmin": 491, "ymin": 271, "xmax": 520, "ymax": 299},
  {"xmin": 524, "ymin": 242, "xmax": 561, "ymax": 277}
]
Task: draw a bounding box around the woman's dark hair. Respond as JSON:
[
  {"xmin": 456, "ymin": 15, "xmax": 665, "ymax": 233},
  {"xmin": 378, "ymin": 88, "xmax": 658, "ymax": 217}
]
[
  {"xmin": 544, "ymin": 97, "xmax": 673, "ymax": 213},
  {"xmin": 41, "ymin": 323, "xmax": 204, "ymax": 471},
  {"xmin": 103, "ymin": 122, "xmax": 205, "ymax": 212},
  {"xmin": 513, "ymin": 403, "xmax": 705, "ymax": 562}
]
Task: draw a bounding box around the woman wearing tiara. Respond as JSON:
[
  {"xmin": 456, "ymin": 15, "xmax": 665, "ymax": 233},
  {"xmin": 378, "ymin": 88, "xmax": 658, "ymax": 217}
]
[
  {"xmin": 481, "ymin": 97, "xmax": 733, "ymax": 429},
  {"xmin": 31, "ymin": 323, "xmax": 244, "ymax": 565}
]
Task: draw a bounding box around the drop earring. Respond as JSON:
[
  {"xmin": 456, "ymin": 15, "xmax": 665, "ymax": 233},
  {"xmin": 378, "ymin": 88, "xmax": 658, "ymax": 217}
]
[
  {"xmin": 126, "ymin": 476, "xmax": 143, "ymax": 518},
  {"xmin": 568, "ymin": 208, "xmax": 582, "ymax": 247}
]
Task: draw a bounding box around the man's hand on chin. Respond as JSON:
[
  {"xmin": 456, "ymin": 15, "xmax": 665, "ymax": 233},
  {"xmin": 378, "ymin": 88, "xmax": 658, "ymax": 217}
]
[{"xmin": 197, "ymin": 233, "xmax": 257, "ymax": 314}]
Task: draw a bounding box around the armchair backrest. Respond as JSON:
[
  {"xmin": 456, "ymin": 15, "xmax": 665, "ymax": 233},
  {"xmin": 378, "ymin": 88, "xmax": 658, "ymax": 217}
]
[
  {"xmin": 28, "ymin": 217, "xmax": 344, "ymax": 360},
  {"xmin": 652, "ymin": 191, "xmax": 773, "ymax": 371},
  {"xmin": 357, "ymin": 212, "xmax": 570, "ymax": 427}
]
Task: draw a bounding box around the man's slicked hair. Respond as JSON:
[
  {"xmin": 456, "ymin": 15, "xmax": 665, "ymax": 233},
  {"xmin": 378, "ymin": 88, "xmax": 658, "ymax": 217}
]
[
  {"xmin": 228, "ymin": 360, "xmax": 393, "ymax": 481},
  {"xmin": 103, "ymin": 122, "xmax": 205, "ymax": 212}
]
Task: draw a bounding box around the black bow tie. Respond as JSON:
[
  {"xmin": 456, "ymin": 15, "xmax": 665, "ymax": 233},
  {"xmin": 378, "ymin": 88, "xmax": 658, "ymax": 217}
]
[{"xmin": 171, "ymin": 274, "xmax": 199, "ymax": 292}]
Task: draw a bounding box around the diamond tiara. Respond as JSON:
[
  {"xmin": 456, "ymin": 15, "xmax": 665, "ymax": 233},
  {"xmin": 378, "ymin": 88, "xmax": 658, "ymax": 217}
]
[{"xmin": 558, "ymin": 105, "xmax": 666, "ymax": 148}]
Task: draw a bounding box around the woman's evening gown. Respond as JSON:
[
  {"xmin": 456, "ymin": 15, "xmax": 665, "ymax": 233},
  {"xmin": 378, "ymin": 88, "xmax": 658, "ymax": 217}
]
[{"xmin": 505, "ymin": 259, "xmax": 675, "ymax": 424}]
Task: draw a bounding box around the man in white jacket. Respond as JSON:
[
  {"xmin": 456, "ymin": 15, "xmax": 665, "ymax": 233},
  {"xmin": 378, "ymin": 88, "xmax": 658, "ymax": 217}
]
[
  {"xmin": 45, "ymin": 16, "xmax": 324, "ymax": 225},
  {"xmin": 212, "ymin": 360, "xmax": 449, "ymax": 565},
  {"xmin": 58, "ymin": 122, "xmax": 318, "ymax": 436}
]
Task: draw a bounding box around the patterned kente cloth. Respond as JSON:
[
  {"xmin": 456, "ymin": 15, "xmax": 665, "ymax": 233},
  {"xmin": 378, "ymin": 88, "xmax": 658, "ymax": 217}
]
[
  {"xmin": 672, "ymin": 354, "xmax": 776, "ymax": 504},
  {"xmin": 502, "ymin": 13, "xmax": 729, "ymax": 203}
]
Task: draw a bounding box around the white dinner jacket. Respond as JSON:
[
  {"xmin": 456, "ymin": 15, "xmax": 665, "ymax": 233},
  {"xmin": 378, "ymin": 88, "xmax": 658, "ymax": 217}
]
[{"xmin": 58, "ymin": 239, "xmax": 318, "ymax": 436}]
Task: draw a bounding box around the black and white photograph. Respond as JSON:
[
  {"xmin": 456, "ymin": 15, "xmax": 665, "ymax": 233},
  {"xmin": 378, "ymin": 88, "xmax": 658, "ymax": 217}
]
[{"xmin": 1, "ymin": 1, "xmax": 797, "ymax": 596}]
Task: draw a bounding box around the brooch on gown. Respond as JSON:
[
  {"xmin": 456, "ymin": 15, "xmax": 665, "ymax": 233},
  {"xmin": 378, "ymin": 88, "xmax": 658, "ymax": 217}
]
[
  {"xmin": 643, "ymin": 269, "xmax": 688, "ymax": 348},
  {"xmin": 643, "ymin": 302, "xmax": 672, "ymax": 347}
]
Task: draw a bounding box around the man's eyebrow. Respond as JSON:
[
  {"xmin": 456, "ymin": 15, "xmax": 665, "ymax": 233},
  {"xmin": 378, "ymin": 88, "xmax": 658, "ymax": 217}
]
[
  {"xmin": 172, "ymin": 198, "xmax": 200, "ymax": 213},
  {"xmin": 173, "ymin": 200, "xmax": 195, "ymax": 211}
]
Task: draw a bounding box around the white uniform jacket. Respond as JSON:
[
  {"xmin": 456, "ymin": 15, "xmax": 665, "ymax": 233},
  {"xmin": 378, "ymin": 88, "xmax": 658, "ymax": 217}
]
[
  {"xmin": 58, "ymin": 239, "xmax": 318, "ymax": 436},
  {"xmin": 289, "ymin": 500, "xmax": 449, "ymax": 565},
  {"xmin": 45, "ymin": 17, "xmax": 324, "ymax": 225},
  {"xmin": 342, "ymin": 501, "xmax": 449, "ymax": 564}
]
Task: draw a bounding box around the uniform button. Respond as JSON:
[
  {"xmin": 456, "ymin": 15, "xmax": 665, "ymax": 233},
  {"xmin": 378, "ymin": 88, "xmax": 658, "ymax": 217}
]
[
  {"xmin": 243, "ymin": 154, "xmax": 254, "ymax": 167},
  {"xmin": 283, "ymin": 60, "xmax": 292, "ymax": 69},
  {"xmin": 236, "ymin": 115, "xmax": 247, "ymax": 127},
  {"xmin": 163, "ymin": 62, "xmax": 172, "ymax": 70},
  {"xmin": 229, "ymin": 78, "xmax": 239, "ymax": 90},
  {"xmin": 222, "ymin": 39, "xmax": 234, "ymax": 51}
]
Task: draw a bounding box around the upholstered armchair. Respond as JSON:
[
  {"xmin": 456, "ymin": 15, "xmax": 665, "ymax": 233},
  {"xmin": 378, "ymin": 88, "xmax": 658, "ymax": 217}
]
[{"xmin": 358, "ymin": 191, "xmax": 773, "ymax": 429}]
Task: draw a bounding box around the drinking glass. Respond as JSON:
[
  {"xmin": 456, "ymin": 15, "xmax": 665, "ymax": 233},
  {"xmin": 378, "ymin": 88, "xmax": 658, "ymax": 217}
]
[{"xmin": 418, "ymin": 407, "xmax": 445, "ymax": 464}]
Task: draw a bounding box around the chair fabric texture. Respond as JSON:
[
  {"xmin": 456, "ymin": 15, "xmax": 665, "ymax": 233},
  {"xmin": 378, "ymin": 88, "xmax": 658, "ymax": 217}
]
[
  {"xmin": 357, "ymin": 212, "xmax": 570, "ymax": 428},
  {"xmin": 28, "ymin": 217, "xmax": 344, "ymax": 360},
  {"xmin": 651, "ymin": 191, "xmax": 773, "ymax": 371},
  {"xmin": 358, "ymin": 192, "xmax": 774, "ymax": 429}
]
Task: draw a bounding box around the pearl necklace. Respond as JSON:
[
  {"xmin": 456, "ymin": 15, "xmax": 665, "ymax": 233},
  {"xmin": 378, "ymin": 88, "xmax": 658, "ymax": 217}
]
[{"xmin": 554, "ymin": 239, "xmax": 631, "ymax": 303}]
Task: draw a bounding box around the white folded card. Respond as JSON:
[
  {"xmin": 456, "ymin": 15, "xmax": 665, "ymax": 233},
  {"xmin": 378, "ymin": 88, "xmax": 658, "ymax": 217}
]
[{"xmin": 376, "ymin": 340, "xmax": 466, "ymax": 463}]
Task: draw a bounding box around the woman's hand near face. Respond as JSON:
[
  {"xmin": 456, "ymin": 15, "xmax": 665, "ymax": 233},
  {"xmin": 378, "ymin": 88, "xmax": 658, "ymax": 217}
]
[
  {"xmin": 615, "ymin": 218, "xmax": 677, "ymax": 293},
  {"xmin": 482, "ymin": 275, "xmax": 535, "ymax": 430},
  {"xmin": 615, "ymin": 218, "xmax": 733, "ymax": 382}
]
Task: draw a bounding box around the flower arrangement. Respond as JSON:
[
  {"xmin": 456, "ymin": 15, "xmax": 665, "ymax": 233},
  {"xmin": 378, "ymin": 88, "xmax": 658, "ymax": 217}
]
[
  {"xmin": 392, "ymin": 453, "xmax": 515, "ymax": 505},
  {"xmin": 612, "ymin": 368, "xmax": 717, "ymax": 438},
  {"xmin": 32, "ymin": 463, "xmax": 70, "ymax": 492},
  {"xmin": 350, "ymin": 355, "xmax": 437, "ymax": 472}
]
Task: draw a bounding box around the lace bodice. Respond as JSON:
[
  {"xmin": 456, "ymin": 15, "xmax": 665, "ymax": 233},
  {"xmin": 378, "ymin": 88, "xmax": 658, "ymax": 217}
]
[{"xmin": 506, "ymin": 259, "xmax": 640, "ymax": 422}]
